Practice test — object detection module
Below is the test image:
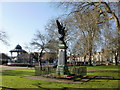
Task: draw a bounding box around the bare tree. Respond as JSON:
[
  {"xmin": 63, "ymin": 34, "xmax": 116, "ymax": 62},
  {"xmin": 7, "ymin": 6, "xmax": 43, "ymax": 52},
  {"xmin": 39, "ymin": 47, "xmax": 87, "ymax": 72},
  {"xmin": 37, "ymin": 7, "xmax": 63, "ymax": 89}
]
[
  {"xmin": 72, "ymin": 10, "xmax": 100, "ymax": 65},
  {"xmin": 57, "ymin": 2, "xmax": 120, "ymax": 33},
  {"xmin": 45, "ymin": 39, "xmax": 59, "ymax": 53},
  {"xmin": 102, "ymin": 21, "xmax": 119, "ymax": 65},
  {"xmin": 31, "ymin": 30, "xmax": 59, "ymax": 69},
  {"xmin": 31, "ymin": 31, "xmax": 49, "ymax": 69},
  {"xmin": 56, "ymin": 2, "xmax": 120, "ymax": 65},
  {"xmin": 0, "ymin": 31, "xmax": 9, "ymax": 45},
  {"xmin": 24, "ymin": 43, "xmax": 34, "ymax": 53}
]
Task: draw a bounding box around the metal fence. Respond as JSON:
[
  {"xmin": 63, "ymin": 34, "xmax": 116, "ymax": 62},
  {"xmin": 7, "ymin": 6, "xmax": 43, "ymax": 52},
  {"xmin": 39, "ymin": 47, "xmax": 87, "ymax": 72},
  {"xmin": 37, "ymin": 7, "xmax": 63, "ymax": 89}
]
[
  {"xmin": 68, "ymin": 67, "xmax": 87, "ymax": 76},
  {"xmin": 35, "ymin": 66, "xmax": 87, "ymax": 77},
  {"xmin": 35, "ymin": 67, "xmax": 56, "ymax": 76}
]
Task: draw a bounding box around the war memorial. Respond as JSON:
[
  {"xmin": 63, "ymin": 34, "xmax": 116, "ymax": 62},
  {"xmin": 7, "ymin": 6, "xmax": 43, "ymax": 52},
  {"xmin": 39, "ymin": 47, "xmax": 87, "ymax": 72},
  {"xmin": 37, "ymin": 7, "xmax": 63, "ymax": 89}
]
[
  {"xmin": 35, "ymin": 20, "xmax": 87, "ymax": 80},
  {"xmin": 1, "ymin": 2, "xmax": 120, "ymax": 89}
]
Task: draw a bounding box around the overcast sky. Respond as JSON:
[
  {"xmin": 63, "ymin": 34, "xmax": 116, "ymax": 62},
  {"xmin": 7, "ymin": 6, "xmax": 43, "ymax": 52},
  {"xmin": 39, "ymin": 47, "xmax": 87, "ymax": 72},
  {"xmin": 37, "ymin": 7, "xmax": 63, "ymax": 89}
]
[{"xmin": 0, "ymin": 2, "xmax": 64, "ymax": 55}]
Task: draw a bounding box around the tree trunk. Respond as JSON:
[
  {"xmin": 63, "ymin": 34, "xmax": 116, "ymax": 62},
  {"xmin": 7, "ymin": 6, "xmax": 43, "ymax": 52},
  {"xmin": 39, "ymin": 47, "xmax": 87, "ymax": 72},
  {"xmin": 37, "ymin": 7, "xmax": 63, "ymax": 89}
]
[
  {"xmin": 38, "ymin": 54, "xmax": 42, "ymax": 70},
  {"xmin": 88, "ymin": 32, "xmax": 93, "ymax": 66},
  {"xmin": 84, "ymin": 55, "xmax": 86, "ymax": 65},
  {"xmin": 38, "ymin": 49, "xmax": 44, "ymax": 70},
  {"xmin": 89, "ymin": 52, "xmax": 92, "ymax": 66},
  {"xmin": 115, "ymin": 53, "xmax": 118, "ymax": 65}
]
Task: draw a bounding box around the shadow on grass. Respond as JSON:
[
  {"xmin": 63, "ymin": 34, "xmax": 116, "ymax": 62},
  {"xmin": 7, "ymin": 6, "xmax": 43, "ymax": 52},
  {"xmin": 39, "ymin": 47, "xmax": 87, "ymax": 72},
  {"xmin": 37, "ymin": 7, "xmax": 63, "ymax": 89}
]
[
  {"xmin": 1, "ymin": 86, "xmax": 17, "ymax": 90},
  {"xmin": 1, "ymin": 86, "xmax": 73, "ymax": 90},
  {"xmin": 32, "ymin": 81, "xmax": 119, "ymax": 90},
  {"xmin": 87, "ymin": 71, "xmax": 120, "ymax": 80},
  {"xmin": 80, "ymin": 75, "xmax": 120, "ymax": 83},
  {"xmin": 2, "ymin": 70, "xmax": 34, "ymax": 76},
  {"xmin": 32, "ymin": 83, "xmax": 73, "ymax": 90}
]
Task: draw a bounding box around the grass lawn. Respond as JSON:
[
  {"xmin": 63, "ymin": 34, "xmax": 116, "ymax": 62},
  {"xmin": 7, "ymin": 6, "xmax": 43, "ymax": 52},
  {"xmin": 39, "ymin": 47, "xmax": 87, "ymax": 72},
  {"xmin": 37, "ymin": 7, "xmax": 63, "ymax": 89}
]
[
  {"xmin": 1, "ymin": 65, "xmax": 120, "ymax": 89},
  {"xmin": 86, "ymin": 65, "xmax": 120, "ymax": 71},
  {"xmin": 70, "ymin": 65, "xmax": 120, "ymax": 71}
]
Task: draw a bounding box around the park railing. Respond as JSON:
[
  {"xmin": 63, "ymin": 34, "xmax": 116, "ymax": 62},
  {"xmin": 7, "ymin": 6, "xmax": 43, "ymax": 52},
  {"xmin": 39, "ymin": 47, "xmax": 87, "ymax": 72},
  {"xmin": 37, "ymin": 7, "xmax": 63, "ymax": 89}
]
[
  {"xmin": 35, "ymin": 66, "xmax": 56, "ymax": 76},
  {"xmin": 68, "ymin": 66, "xmax": 87, "ymax": 76},
  {"xmin": 35, "ymin": 66, "xmax": 87, "ymax": 77}
]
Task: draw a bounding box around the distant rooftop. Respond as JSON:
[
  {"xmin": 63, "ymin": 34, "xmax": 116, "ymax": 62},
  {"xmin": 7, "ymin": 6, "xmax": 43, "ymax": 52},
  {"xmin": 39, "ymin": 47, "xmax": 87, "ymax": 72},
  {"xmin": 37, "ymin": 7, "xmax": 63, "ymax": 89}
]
[
  {"xmin": 15, "ymin": 44, "xmax": 22, "ymax": 49},
  {"xmin": 0, "ymin": 53, "xmax": 11, "ymax": 59},
  {"xmin": 10, "ymin": 44, "xmax": 27, "ymax": 53}
]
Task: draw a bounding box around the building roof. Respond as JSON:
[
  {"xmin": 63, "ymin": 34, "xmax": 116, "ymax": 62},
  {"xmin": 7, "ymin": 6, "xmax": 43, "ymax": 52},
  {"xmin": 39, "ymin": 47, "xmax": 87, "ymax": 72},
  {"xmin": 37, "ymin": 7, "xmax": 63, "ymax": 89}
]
[
  {"xmin": 9, "ymin": 44, "xmax": 27, "ymax": 53},
  {"xmin": 15, "ymin": 44, "xmax": 22, "ymax": 49},
  {"xmin": 0, "ymin": 53, "xmax": 11, "ymax": 59}
]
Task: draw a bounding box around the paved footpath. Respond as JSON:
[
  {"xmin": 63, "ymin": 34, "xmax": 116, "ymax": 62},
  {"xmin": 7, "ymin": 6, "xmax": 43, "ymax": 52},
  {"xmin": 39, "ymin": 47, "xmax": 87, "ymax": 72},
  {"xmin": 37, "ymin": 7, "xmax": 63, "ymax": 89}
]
[
  {"xmin": 23, "ymin": 76, "xmax": 85, "ymax": 84},
  {"xmin": 0, "ymin": 65, "xmax": 29, "ymax": 71}
]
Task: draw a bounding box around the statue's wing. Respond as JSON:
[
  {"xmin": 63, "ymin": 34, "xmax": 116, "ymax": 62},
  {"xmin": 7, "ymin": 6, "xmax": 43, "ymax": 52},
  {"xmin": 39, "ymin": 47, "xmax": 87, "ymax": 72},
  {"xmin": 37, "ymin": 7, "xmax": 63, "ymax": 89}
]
[
  {"xmin": 56, "ymin": 20, "xmax": 60, "ymax": 27},
  {"xmin": 56, "ymin": 20, "xmax": 62, "ymax": 34}
]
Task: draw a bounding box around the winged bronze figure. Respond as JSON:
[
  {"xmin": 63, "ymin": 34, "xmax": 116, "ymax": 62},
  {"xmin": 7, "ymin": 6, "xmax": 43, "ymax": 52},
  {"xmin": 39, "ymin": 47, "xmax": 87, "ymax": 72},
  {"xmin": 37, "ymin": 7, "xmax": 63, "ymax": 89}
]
[{"xmin": 56, "ymin": 20, "xmax": 66, "ymax": 46}]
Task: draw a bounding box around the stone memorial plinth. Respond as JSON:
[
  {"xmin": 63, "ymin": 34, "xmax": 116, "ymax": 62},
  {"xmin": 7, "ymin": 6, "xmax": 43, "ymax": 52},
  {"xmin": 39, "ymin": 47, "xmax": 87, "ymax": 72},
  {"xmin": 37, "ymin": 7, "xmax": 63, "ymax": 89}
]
[{"xmin": 56, "ymin": 44, "xmax": 69, "ymax": 75}]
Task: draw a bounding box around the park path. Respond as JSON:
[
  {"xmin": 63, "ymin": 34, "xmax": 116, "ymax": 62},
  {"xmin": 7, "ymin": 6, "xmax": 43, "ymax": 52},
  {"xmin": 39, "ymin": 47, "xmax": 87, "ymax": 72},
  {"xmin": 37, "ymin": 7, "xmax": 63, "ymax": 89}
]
[
  {"xmin": 88, "ymin": 70, "xmax": 120, "ymax": 73},
  {"xmin": 23, "ymin": 75, "xmax": 86, "ymax": 84},
  {"xmin": 0, "ymin": 65, "xmax": 28, "ymax": 71},
  {"xmin": 1, "ymin": 65, "xmax": 120, "ymax": 72}
]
